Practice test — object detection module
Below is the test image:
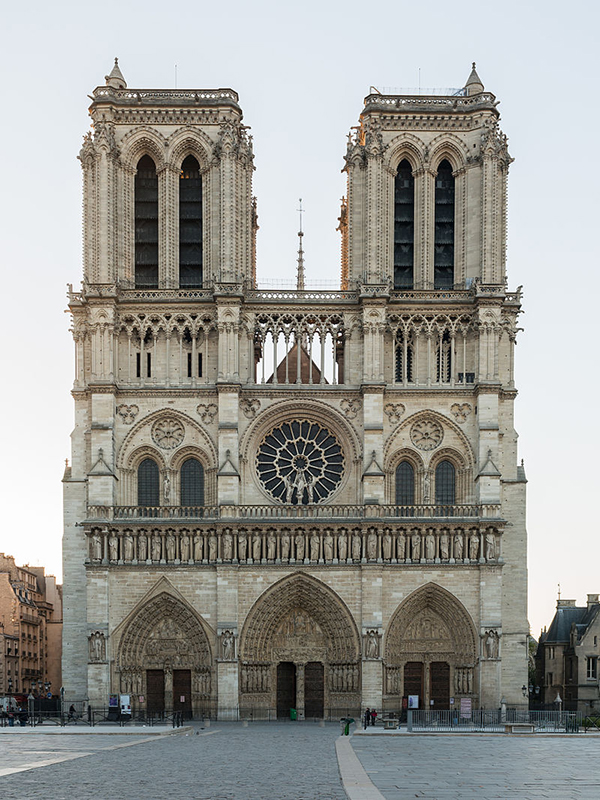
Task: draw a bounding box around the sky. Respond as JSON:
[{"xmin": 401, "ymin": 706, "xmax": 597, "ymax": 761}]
[{"xmin": 1, "ymin": 0, "xmax": 598, "ymax": 639}]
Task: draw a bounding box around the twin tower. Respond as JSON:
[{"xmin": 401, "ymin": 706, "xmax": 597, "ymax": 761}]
[{"xmin": 63, "ymin": 61, "xmax": 527, "ymax": 718}]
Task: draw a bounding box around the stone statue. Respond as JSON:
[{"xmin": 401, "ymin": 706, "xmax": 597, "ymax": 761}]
[
  {"xmin": 123, "ymin": 532, "xmax": 134, "ymax": 562},
  {"xmin": 237, "ymin": 531, "xmax": 247, "ymax": 561},
  {"xmin": 89, "ymin": 631, "xmax": 105, "ymax": 663},
  {"xmin": 267, "ymin": 531, "xmax": 276, "ymax": 560},
  {"xmin": 163, "ymin": 474, "xmax": 171, "ymax": 503},
  {"xmin": 295, "ymin": 532, "xmax": 305, "ymax": 561},
  {"xmin": 338, "ymin": 531, "xmax": 348, "ymax": 561},
  {"xmin": 209, "ymin": 534, "xmax": 218, "ymax": 562},
  {"xmin": 382, "ymin": 530, "xmax": 392, "ymax": 561},
  {"xmin": 425, "ymin": 531, "xmax": 435, "ymax": 560},
  {"xmin": 193, "ymin": 532, "xmax": 203, "ymax": 561},
  {"xmin": 252, "ymin": 532, "xmax": 262, "ymax": 561},
  {"xmin": 411, "ymin": 531, "xmax": 421, "ymax": 560},
  {"xmin": 367, "ymin": 531, "xmax": 377, "ymax": 560},
  {"xmin": 180, "ymin": 533, "xmax": 190, "ymax": 561},
  {"xmin": 151, "ymin": 532, "xmax": 161, "ymax": 561},
  {"xmin": 223, "ymin": 531, "xmax": 233, "ymax": 561},
  {"xmin": 108, "ymin": 533, "xmax": 119, "ymax": 561},
  {"xmin": 138, "ymin": 533, "xmax": 147, "ymax": 561},
  {"xmin": 323, "ymin": 532, "xmax": 334, "ymax": 561},
  {"xmin": 281, "ymin": 532, "xmax": 291, "ymax": 561},
  {"xmin": 91, "ymin": 532, "xmax": 102, "ymax": 560},
  {"xmin": 453, "ymin": 532, "xmax": 464, "ymax": 560},
  {"xmin": 166, "ymin": 532, "xmax": 176, "ymax": 561},
  {"xmin": 397, "ymin": 532, "xmax": 405, "ymax": 560},
  {"xmin": 365, "ymin": 631, "xmax": 379, "ymax": 659},
  {"xmin": 351, "ymin": 531, "xmax": 362, "ymax": 561},
  {"xmin": 485, "ymin": 531, "xmax": 496, "ymax": 561},
  {"xmin": 423, "ymin": 471, "xmax": 431, "ymax": 503},
  {"xmin": 310, "ymin": 531, "xmax": 320, "ymax": 561},
  {"xmin": 440, "ymin": 532, "xmax": 450, "ymax": 560},
  {"xmin": 469, "ymin": 531, "xmax": 480, "ymax": 560},
  {"xmin": 484, "ymin": 630, "xmax": 499, "ymax": 659},
  {"xmin": 221, "ymin": 630, "xmax": 235, "ymax": 660}
]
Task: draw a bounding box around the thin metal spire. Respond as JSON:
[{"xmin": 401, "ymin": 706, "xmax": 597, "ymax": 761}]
[{"xmin": 296, "ymin": 198, "xmax": 305, "ymax": 291}]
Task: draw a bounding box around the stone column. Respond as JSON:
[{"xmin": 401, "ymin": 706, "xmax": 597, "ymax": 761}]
[{"xmin": 296, "ymin": 663, "xmax": 305, "ymax": 720}]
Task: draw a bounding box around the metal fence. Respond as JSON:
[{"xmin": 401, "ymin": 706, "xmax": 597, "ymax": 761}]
[{"xmin": 406, "ymin": 709, "xmax": 587, "ymax": 733}]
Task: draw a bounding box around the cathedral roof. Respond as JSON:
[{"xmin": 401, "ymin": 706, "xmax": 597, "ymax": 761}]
[{"xmin": 267, "ymin": 342, "xmax": 326, "ymax": 385}]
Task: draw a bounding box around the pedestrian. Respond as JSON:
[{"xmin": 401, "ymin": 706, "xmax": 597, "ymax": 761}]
[
  {"xmin": 371, "ymin": 708, "xmax": 377, "ymax": 726},
  {"xmin": 68, "ymin": 704, "xmax": 76, "ymax": 722},
  {"xmin": 364, "ymin": 707, "xmax": 370, "ymax": 729}
]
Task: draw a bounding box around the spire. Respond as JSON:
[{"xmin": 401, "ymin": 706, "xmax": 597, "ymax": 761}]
[
  {"xmin": 296, "ymin": 198, "xmax": 305, "ymax": 291},
  {"xmin": 465, "ymin": 62, "xmax": 484, "ymax": 96},
  {"xmin": 105, "ymin": 57, "xmax": 127, "ymax": 90}
]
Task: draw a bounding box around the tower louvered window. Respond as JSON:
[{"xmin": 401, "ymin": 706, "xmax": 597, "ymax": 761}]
[
  {"xmin": 434, "ymin": 159, "xmax": 454, "ymax": 289},
  {"xmin": 138, "ymin": 458, "xmax": 159, "ymax": 506},
  {"xmin": 135, "ymin": 155, "xmax": 159, "ymax": 289},
  {"xmin": 394, "ymin": 159, "xmax": 414, "ymax": 289},
  {"xmin": 179, "ymin": 156, "xmax": 203, "ymax": 288},
  {"xmin": 181, "ymin": 458, "xmax": 204, "ymax": 506},
  {"xmin": 435, "ymin": 460, "xmax": 455, "ymax": 505},
  {"xmin": 395, "ymin": 462, "xmax": 415, "ymax": 505}
]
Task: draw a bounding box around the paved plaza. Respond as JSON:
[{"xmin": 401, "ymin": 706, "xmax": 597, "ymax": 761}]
[{"xmin": 0, "ymin": 723, "xmax": 599, "ymax": 799}]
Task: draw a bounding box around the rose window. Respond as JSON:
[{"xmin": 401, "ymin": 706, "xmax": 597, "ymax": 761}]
[
  {"xmin": 410, "ymin": 418, "xmax": 444, "ymax": 451},
  {"xmin": 151, "ymin": 417, "xmax": 185, "ymax": 449},
  {"xmin": 256, "ymin": 420, "xmax": 344, "ymax": 504}
]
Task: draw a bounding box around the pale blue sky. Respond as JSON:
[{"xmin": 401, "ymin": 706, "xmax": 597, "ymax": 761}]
[{"xmin": 1, "ymin": 0, "xmax": 598, "ymax": 637}]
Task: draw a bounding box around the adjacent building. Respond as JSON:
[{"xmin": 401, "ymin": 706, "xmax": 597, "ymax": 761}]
[
  {"xmin": 62, "ymin": 61, "xmax": 528, "ymax": 718},
  {"xmin": 536, "ymin": 596, "xmax": 600, "ymax": 713},
  {"xmin": 0, "ymin": 554, "xmax": 62, "ymax": 698}
]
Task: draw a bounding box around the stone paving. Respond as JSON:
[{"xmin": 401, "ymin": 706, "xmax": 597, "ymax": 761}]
[
  {"xmin": 0, "ymin": 722, "xmax": 347, "ymax": 800},
  {"xmin": 350, "ymin": 733, "xmax": 600, "ymax": 799}
]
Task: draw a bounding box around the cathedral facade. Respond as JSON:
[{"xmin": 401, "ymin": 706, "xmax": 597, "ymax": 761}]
[{"xmin": 62, "ymin": 61, "xmax": 528, "ymax": 718}]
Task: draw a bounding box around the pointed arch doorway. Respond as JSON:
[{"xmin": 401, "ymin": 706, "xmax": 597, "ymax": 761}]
[{"xmin": 240, "ymin": 574, "xmax": 360, "ymax": 718}]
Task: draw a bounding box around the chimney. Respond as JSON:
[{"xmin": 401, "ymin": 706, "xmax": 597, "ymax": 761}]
[
  {"xmin": 587, "ymin": 594, "xmax": 599, "ymax": 609},
  {"xmin": 557, "ymin": 599, "xmax": 577, "ymax": 608}
]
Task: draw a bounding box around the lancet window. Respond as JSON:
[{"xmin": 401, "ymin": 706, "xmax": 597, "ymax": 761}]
[
  {"xmin": 395, "ymin": 333, "xmax": 414, "ymax": 384},
  {"xmin": 179, "ymin": 155, "xmax": 203, "ymax": 288},
  {"xmin": 434, "ymin": 159, "xmax": 455, "ymax": 289},
  {"xmin": 138, "ymin": 458, "xmax": 160, "ymax": 506},
  {"xmin": 181, "ymin": 458, "xmax": 204, "ymax": 506},
  {"xmin": 394, "ymin": 159, "xmax": 414, "ymax": 289},
  {"xmin": 395, "ymin": 462, "xmax": 415, "ymax": 506},
  {"xmin": 135, "ymin": 155, "xmax": 159, "ymax": 289},
  {"xmin": 435, "ymin": 461, "xmax": 455, "ymax": 505},
  {"xmin": 436, "ymin": 331, "xmax": 452, "ymax": 384}
]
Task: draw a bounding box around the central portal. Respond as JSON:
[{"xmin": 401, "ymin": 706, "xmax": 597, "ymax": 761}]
[{"xmin": 277, "ymin": 662, "xmax": 296, "ymax": 718}]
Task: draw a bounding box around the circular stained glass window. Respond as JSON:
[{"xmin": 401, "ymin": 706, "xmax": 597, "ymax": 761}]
[{"xmin": 256, "ymin": 420, "xmax": 344, "ymax": 504}]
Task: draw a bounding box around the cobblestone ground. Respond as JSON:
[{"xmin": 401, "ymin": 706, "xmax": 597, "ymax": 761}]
[
  {"xmin": 351, "ymin": 734, "xmax": 600, "ymax": 800},
  {"xmin": 0, "ymin": 722, "xmax": 346, "ymax": 800}
]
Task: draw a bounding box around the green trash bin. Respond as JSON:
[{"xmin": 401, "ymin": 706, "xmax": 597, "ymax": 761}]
[{"xmin": 290, "ymin": 708, "xmax": 297, "ymax": 720}]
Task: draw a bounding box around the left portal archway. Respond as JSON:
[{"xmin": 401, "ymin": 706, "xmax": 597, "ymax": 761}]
[
  {"xmin": 116, "ymin": 591, "xmax": 213, "ymax": 717},
  {"xmin": 240, "ymin": 574, "xmax": 361, "ymax": 718}
]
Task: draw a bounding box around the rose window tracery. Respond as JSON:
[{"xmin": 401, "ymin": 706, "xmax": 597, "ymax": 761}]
[
  {"xmin": 410, "ymin": 419, "xmax": 444, "ymax": 451},
  {"xmin": 151, "ymin": 417, "xmax": 185, "ymax": 449},
  {"xmin": 256, "ymin": 420, "xmax": 344, "ymax": 504}
]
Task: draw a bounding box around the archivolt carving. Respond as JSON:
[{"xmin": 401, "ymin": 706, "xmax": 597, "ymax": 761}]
[
  {"xmin": 427, "ymin": 132, "xmax": 470, "ymax": 172},
  {"xmin": 384, "ymin": 132, "xmax": 426, "ymax": 172},
  {"xmin": 117, "ymin": 591, "xmax": 212, "ymax": 671},
  {"xmin": 385, "ymin": 583, "xmax": 477, "ymax": 665},
  {"xmin": 240, "ymin": 573, "xmax": 360, "ymax": 665},
  {"xmin": 167, "ymin": 129, "xmax": 214, "ymax": 171},
  {"xmin": 120, "ymin": 128, "xmax": 168, "ymax": 171}
]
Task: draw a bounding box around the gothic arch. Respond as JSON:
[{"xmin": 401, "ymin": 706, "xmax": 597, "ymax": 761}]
[
  {"xmin": 116, "ymin": 588, "xmax": 213, "ymax": 671},
  {"xmin": 168, "ymin": 130, "xmax": 213, "ymax": 171},
  {"xmin": 386, "ymin": 447, "xmax": 424, "ymax": 504},
  {"xmin": 384, "ymin": 409, "xmax": 475, "ymax": 470},
  {"xmin": 117, "ymin": 408, "xmax": 217, "ymax": 471},
  {"xmin": 428, "ymin": 133, "xmax": 469, "ymax": 173},
  {"xmin": 121, "ymin": 129, "xmax": 167, "ymax": 172},
  {"xmin": 385, "ymin": 133, "xmax": 426, "ymax": 173},
  {"xmin": 385, "ymin": 583, "xmax": 477, "ymax": 666},
  {"xmin": 240, "ymin": 572, "xmax": 360, "ymax": 664}
]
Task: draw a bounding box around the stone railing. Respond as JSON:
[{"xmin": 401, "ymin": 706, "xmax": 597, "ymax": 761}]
[
  {"xmin": 119, "ymin": 288, "xmax": 214, "ymax": 302},
  {"xmin": 363, "ymin": 93, "xmax": 496, "ymax": 110},
  {"xmin": 246, "ymin": 289, "xmax": 358, "ymax": 303},
  {"xmin": 86, "ymin": 503, "xmax": 501, "ymax": 522},
  {"xmin": 85, "ymin": 520, "xmax": 503, "ymax": 566},
  {"xmin": 92, "ymin": 87, "xmax": 240, "ymax": 104}
]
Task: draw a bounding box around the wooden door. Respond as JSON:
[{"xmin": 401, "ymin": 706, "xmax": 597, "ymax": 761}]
[
  {"xmin": 146, "ymin": 669, "xmax": 165, "ymax": 714},
  {"xmin": 305, "ymin": 662, "xmax": 324, "ymax": 718},
  {"xmin": 173, "ymin": 669, "xmax": 192, "ymax": 718},
  {"xmin": 277, "ymin": 662, "xmax": 296, "ymax": 718},
  {"xmin": 403, "ymin": 661, "xmax": 423, "ymax": 707},
  {"xmin": 430, "ymin": 662, "xmax": 450, "ymax": 710}
]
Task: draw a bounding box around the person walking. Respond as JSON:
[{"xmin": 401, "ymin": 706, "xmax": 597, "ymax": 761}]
[{"xmin": 364, "ymin": 707, "xmax": 371, "ymax": 729}]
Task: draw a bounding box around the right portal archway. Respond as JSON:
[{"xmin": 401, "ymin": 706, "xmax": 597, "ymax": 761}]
[{"xmin": 384, "ymin": 583, "xmax": 478, "ymax": 711}]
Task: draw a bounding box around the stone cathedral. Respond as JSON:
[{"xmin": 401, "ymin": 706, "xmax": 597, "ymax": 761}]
[{"xmin": 62, "ymin": 60, "xmax": 528, "ymax": 718}]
